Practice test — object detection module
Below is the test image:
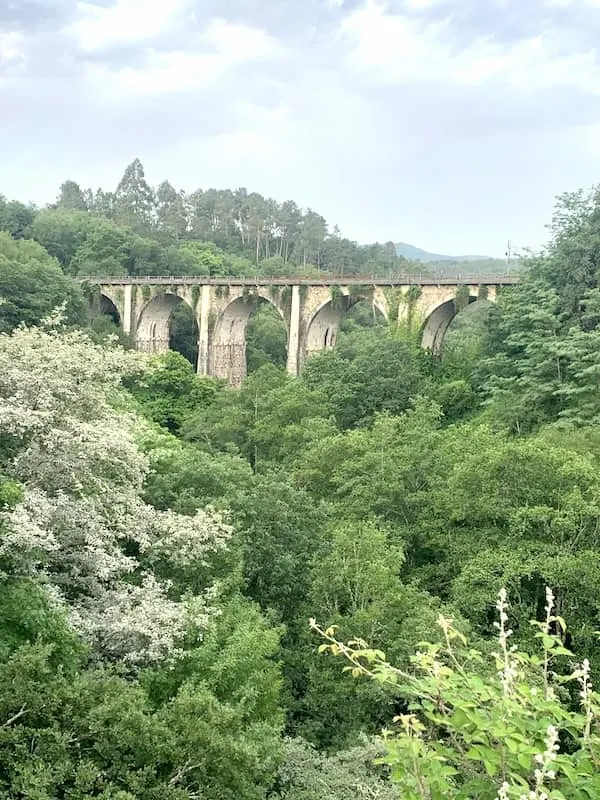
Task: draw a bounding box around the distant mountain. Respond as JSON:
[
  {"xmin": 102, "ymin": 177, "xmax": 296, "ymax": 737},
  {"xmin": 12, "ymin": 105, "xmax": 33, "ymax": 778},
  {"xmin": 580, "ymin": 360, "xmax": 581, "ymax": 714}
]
[{"xmin": 395, "ymin": 242, "xmax": 492, "ymax": 263}]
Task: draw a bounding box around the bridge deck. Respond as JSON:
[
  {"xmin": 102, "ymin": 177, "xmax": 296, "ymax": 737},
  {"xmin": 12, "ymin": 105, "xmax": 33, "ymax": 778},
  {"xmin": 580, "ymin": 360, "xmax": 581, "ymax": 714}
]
[{"xmin": 85, "ymin": 275, "xmax": 519, "ymax": 286}]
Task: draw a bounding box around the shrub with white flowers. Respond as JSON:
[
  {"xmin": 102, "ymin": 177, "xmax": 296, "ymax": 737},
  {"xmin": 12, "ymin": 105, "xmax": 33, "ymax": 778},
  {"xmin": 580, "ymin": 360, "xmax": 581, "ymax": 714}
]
[{"xmin": 0, "ymin": 320, "xmax": 232, "ymax": 664}]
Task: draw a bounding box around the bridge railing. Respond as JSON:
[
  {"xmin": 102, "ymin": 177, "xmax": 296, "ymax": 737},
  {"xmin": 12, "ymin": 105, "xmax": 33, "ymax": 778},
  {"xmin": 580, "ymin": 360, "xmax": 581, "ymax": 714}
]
[{"xmin": 80, "ymin": 273, "xmax": 520, "ymax": 286}]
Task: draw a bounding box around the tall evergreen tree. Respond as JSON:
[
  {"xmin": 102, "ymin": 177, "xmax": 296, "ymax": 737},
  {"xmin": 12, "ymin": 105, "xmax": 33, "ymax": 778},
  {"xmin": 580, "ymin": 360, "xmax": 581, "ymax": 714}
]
[
  {"xmin": 156, "ymin": 180, "xmax": 188, "ymax": 242},
  {"xmin": 115, "ymin": 158, "xmax": 156, "ymax": 234}
]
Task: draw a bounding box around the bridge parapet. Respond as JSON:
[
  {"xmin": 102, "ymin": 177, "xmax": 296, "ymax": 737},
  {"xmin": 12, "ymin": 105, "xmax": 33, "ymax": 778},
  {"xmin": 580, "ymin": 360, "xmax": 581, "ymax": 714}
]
[{"xmin": 83, "ymin": 274, "xmax": 518, "ymax": 286}]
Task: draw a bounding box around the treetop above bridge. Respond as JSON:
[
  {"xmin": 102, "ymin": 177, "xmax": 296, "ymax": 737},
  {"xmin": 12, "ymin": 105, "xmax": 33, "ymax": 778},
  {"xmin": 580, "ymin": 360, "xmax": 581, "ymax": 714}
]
[{"xmin": 84, "ymin": 274, "xmax": 519, "ymax": 287}]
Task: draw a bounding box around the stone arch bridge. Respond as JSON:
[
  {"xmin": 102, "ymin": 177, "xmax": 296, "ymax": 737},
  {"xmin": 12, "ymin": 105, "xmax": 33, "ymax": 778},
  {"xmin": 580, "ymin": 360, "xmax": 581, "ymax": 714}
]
[{"xmin": 90, "ymin": 276, "xmax": 518, "ymax": 386}]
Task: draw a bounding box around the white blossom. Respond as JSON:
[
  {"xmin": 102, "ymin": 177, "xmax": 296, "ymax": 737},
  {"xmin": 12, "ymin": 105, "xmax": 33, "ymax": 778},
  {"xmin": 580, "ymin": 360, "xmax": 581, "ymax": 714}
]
[
  {"xmin": 494, "ymin": 588, "xmax": 518, "ymax": 696},
  {"xmin": 496, "ymin": 781, "xmax": 510, "ymax": 800},
  {"xmin": 70, "ymin": 574, "xmax": 217, "ymax": 664},
  {"xmin": 0, "ymin": 488, "xmax": 58, "ymax": 569},
  {"xmin": 521, "ymin": 725, "xmax": 560, "ymax": 800},
  {"xmin": 144, "ymin": 506, "xmax": 233, "ymax": 567},
  {"xmin": 0, "ymin": 324, "xmax": 231, "ymax": 665}
]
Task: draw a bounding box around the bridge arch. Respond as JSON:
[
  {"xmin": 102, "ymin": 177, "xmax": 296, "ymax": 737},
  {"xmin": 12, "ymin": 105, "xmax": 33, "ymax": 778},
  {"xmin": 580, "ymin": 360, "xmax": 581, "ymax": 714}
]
[
  {"xmin": 136, "ymin": 292, "xmax": 196, "ymax": 356},
  {"xmin": 211, "ymin": 293, "xmax": 288, "ymax": 386},
  {"xmin": 304, "ymin": 292, "xmax": 388, "ymax": 360},
  {"xmin": 420, "ymin": 289, "xmax": 492, "ymax": 353},
  {"xmin": 98, "ymin": 293, "xmax": 121, "ymax": 325}
]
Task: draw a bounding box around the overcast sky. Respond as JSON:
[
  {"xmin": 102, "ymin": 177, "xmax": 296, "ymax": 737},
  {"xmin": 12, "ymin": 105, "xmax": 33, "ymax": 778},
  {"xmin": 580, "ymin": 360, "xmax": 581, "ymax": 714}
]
[{"xmin": 2, "ymin": 0, "xmax": 600, "ymax": 256}]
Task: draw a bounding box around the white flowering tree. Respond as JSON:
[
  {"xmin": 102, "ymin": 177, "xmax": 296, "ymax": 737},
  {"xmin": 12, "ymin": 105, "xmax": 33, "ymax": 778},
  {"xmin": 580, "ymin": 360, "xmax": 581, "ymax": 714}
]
[
  {"xmin": 0, "ymin": 318, "xmax": 232, "ymax": 664},
  {"xmin": 312, "ymin": 587, "xmax": 600, "ymax": 799}
]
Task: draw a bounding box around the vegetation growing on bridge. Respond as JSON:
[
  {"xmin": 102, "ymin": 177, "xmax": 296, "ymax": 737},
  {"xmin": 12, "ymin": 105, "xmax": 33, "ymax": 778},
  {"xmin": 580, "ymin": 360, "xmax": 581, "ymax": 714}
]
[{"xmin": 3, "ymin": 179, "xmax": 600, "ymax": 797}]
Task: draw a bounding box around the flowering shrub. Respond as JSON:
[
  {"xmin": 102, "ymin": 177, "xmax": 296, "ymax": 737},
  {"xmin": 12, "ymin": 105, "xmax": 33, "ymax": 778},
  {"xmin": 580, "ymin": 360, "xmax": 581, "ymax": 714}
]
[
  {"xmin": 0, "ymin": 321, "xmax": 232, "ymax": 664},
  {"xmin": 312, "ymin": 587, "xmax": 600, "ymax": 799}
]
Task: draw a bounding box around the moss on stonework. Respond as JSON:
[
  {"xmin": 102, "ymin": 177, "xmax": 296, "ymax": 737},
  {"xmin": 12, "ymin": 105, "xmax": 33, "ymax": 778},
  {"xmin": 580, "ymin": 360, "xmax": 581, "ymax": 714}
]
[
  {"xmin": 280, "ymin": 286, "xmax": 292, "ymax": 311},
  {"xmin": 329, "ymin": 285, "xmax": 344, "ymax": 310},
  {"xmin": 406, "ymin": 285, "xmax": 422, "ymax": 304},
  {"xmin": 81, "ymin": 281, "xmax": 101, "ymax": 304},
  {"xmin": 215, "ymin": 285, "xmax": 232, "ymax": 300},
  {"xmin": 383, "ymin": 287, "xmax": 402, "ymax": 330},
  {"xmin": 455, "ymin": 285, "xmax": 471, "ymax": 312},
  {"xmin": 348, "ymin": 284, "xmax": 372, "ymax": 299},
  {"xmin": 391, "ymin": 285, "xmax": 424, "ymax": 339}
]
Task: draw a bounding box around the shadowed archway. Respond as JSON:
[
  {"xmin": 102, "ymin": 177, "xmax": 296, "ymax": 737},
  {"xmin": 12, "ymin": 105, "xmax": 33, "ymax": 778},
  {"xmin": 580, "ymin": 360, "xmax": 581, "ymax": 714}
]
[
  {"xmin": 420, "ymin": 295, "xmax": 482, "ymax": 353},
  {"xmin": 88, "ymin": 292, "xmax": 125, "ymax": 342},
  {"xmin": 136, "ymin": 293, "xmax": 198, "ymax": 364},
  {"xmin": 211, "ymin": 295, "xmax": 288, "ymax": 386},
  {"xmin": 442, "ymin": 296, "xmax": 494, "ymax": 362},
  {"xmin": 99, "ymin": 294, "xmax": 121, "ymax": 325},
  {"xmin": 304, "ymin": 293, "xmax": 388, "ymax": 362}
]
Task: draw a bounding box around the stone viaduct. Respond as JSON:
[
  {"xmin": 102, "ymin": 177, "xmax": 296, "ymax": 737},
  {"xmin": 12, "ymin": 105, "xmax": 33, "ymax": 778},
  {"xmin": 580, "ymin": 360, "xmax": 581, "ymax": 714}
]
[{"xmin": 90, "ymin": 276, "xmax": 518, "ymax": 386}]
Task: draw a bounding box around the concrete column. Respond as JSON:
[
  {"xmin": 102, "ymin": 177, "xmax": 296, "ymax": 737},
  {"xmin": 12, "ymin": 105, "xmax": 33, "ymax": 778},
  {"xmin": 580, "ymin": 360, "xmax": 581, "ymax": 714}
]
[
  {"xmin": 197, "ymin": 284, "xmax": 211, "ymax": 375},
  {"xmin": 286, "ymin": 285, "xmax": 301, "ymax": 377},
  {"xmin": 123, "ymin": 284, "xmax": 133, "ymax": 335}
]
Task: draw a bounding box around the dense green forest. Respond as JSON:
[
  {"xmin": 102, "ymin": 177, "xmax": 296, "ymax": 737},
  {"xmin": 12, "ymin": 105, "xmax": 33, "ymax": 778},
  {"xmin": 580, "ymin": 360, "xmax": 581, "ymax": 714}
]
[
  {"xmin": 2, "ymin": 174, "xmax": 600, "ymax": 798},
  {"xmin": 0, "ymin": 158, "xmax": 507, "ymax": 283},
  {"xmin": 0, "ymin": 158, "xmax": 411, "ymax": 281}
]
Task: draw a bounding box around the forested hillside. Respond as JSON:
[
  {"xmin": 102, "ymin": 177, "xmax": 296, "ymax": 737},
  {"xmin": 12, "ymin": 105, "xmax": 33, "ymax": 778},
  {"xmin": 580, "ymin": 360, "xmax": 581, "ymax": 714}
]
[
  {"xmin": 2, "ymin": 158, "xmax": 506, "ymax": 282},
  {"xmin": 2, "ymin": 178, "xmax": 600, "ymax": 797},
  {"xmin": 1, "ymin": 158, "xmax": 409, "ymax": 280}
]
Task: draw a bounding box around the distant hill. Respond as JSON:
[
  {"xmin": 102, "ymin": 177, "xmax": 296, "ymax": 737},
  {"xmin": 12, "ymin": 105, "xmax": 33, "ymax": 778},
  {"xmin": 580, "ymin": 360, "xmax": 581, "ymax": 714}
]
[{"xmin": 395, "ymin": 242, "xmax": 491, "ymax": 263}]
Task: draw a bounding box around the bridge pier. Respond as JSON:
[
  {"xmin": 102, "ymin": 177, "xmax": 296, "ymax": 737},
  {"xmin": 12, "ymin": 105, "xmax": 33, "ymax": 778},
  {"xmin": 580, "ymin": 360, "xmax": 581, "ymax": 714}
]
[
  {"xmin": 123, "ymin": 284, "xmax": 133, "ymax": 336},
  {"xmin": 286, "ymin": 285, "xmax": 301, "ymax": 377},
  {"xmin": 197, "ymin": 285, "xmax": 211, "ymax": 376},
  {"xmin": 137, "ymin": 335, "xmax": 170, "ymax": 353},
  {"xmin": 211, "ymin": 343, "xmax": 247, "ymax": 386}
]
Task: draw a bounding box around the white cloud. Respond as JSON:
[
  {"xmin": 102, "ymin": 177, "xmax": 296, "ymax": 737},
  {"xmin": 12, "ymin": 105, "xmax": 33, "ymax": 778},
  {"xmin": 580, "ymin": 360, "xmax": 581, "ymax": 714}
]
[
  {"xmin": 87, "ymin": 51, "xmax": 221, "ymax": 96},
  {"xmin": 67, "ymin": 0, "xmax": 193, "ymax": 51},
  {"xmin": 202, "ymin": 17, "xmax": 283, "ymax": 61},
  {"xmin": 0, "ymin": 31, "xmax": 27, "ymax": 88},
  {"xmin": 0, "ymin": 31, "xmax": 26, "ymax": 66},
  {"xmin": 340, "ymin": 0, "xmax": 600, "ymax": 93},
  {"xmin": 82, "ymin": 18, "xmax": 283, "ymax": 99},
  {"xmin": 402, "ymin": 0, "xmax": 452, "ymax": 9},
  {"xmin": 545, "ymin": 0, "xmax": 600, "ymax": 6}
]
